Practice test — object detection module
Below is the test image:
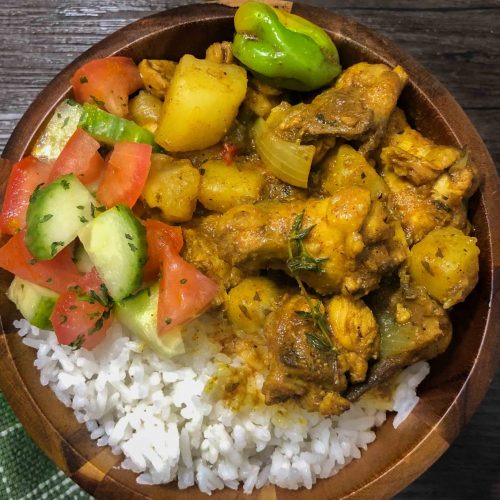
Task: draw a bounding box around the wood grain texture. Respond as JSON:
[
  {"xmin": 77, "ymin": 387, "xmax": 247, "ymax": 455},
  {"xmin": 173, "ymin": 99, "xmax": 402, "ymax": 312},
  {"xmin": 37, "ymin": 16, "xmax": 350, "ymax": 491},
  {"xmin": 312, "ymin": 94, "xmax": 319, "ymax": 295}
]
[{"xmin": 0, "ymin": 1, "xmax": 499, "ymax": 499}]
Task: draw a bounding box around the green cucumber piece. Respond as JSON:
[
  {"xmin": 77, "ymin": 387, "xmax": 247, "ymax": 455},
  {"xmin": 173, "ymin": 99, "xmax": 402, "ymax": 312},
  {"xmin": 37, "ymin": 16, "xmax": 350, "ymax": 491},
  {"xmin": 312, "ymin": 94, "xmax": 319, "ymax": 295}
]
[
  {"xmin": 7, "ymin": 277, "xmax": 59, "ymax": 330},
  {"xmin": 31, "ymin": 100, "xmax": 84, "ymax": 161},
  {"xmin": 115, "ymin": 283, "xmax": 185, "ymax": 358},
  {"xmin": 73, "ymin": 242, "xmax": 94, "ymax": 274},
  {"xmin": 79, "ymin": 103, "xmax": 162, "ymax": 152},
  {"xmin": 77, "ymin": 205, "xmax": 147, "ymax": 300},
  {"xmin": 26, "ymin": 174, "xmax": 96, "ymax": 260}
]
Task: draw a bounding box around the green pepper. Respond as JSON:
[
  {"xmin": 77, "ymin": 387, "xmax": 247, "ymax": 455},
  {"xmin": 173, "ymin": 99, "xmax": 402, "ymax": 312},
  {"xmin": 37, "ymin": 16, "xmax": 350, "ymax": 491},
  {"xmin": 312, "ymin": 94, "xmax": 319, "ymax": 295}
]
[
  {"xmin": 79, "ymin": 103, "xmax": 162, "ymax": 152},
  {"xmin": 232, "ymin": 2, "xmax": 341, "ymax": 91}
]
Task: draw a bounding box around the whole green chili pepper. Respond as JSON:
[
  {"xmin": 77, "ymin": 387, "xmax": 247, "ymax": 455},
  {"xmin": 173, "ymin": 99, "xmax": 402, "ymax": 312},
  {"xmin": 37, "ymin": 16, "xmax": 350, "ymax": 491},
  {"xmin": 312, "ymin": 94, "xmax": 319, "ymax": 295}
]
[{"xmin": 232, "ymin": 2, "xmax": 341, "ymax": 91}]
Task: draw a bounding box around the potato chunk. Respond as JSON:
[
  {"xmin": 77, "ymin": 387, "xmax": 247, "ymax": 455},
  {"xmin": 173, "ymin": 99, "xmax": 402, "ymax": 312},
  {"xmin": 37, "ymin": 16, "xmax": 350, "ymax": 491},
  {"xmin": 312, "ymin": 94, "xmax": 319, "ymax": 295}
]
[
  {"xmin": 226, "ymin": 277, "xmax": 281, "ymax": 334},
  {"xmin": 318, "ymin": 144, "xmax": 389, "ymax": 201},
  {"xmin": 155, "ymin": 55, "xmax": 247, "ymax": 152},
  {"xmin": 142, "ymin": 154, "xmax": 200, "ymax": 223},
  {"xmin": 129, "ymin": 91, "xmax": 162, "ymax": 132},
  {"xmin": 408, "ymin": 226, "xmax": 479, "ymax": 308},
  {"xmin": 199, "ymin": 160, "xmax": 263, "ymax": 212}
]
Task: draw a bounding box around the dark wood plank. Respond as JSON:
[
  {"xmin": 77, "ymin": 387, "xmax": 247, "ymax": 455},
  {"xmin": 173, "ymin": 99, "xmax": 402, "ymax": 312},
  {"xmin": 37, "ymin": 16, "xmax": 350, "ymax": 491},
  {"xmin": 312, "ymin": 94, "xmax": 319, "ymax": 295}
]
[{"xmin": 0, "ymin": 1, "xmax": 498, "ymax": 499}]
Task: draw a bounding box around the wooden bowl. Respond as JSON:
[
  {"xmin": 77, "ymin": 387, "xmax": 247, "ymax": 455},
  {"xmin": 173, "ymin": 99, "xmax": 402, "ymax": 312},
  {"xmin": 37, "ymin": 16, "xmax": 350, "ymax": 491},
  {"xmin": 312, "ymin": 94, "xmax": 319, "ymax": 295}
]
[{"xmin": 0, "ymin": 3, "xmax": 499, "ymax": 499}]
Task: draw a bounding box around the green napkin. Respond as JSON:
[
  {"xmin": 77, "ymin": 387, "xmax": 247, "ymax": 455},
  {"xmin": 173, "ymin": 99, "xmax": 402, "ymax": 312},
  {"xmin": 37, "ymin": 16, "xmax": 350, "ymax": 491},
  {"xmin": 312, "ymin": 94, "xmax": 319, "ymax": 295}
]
[{"xmin": 0, "ymin": 393, "xmax": 91, "ymax": 500}]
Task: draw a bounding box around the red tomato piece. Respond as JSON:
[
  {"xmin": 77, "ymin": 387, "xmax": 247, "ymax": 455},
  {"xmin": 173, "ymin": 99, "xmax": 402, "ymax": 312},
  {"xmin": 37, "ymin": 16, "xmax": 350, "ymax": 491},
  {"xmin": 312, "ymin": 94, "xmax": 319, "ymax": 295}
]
[
  {"xmin": 71, "ymin": 57, "xmax": 143, "ymax": 117},
  {"xmin": 48, "ymin": 128, "xmax": 104, "ymax": 185},
  {"xmin": 51, "ymin": 268, "xmax": 112, "ymax": 350},
  {"xmin": 143, "ymin": 219, "xmax": 184, "ymax": 283},
  {"xmin": 157, "ymin": 242, "xmax": 218, "ymax": 335},
  {"xmin": 222, "ymin": 143, "xmax": 239, "ymax": 166},
  {"xmin": 0, "ymin": 156, "xmax": 49, "ymax": 235},
  {"xmin": 0, "ymin": 232, "xmax": 81, "ymax": 294},
  {"xmin": 97, "ymin": 142, "xmax": 152, "ymax": 208}
]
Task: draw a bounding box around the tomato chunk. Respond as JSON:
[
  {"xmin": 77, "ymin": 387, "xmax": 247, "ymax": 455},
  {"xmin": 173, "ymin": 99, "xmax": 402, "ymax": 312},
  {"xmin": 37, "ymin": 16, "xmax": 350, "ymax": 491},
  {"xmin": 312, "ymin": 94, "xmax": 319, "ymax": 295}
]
[
  {"xmin": 51, "ymin": 268, "xmax": 112, "ymax": 350},
  {"xmin": 71, "ymin": 57, "xmax": 143, "ymax": 117},
  {"xmin": 222, "ymin": 142, "xmax": 238, "ymax": 166},
  {"xmin": 143, "ymin": 219, "xmax": 183, "ymax": 283},
  {"xmin": 0, "ymin": 156, "xmax": 49, "ymax": 235},
  {"xmin": 0, "ymin": 232, "xmax": 81, "ymax": 293},
  {"xmin": 97, "ymin": 142, "xmax": 152, "ymax": 208},
  {"xmin": 48, "ymin": 128, "xmax": 104, "ymax": 185},
  {"xmin": 158, "ymin": 242, "xmax": 218, "ymax": 335}
]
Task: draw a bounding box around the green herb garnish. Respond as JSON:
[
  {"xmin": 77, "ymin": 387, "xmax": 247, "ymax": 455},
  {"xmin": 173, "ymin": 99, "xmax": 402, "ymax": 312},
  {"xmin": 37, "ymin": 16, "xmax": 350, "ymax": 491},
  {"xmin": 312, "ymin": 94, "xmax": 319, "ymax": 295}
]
[
  {"xmin": 287, "ymin": 210, "xmax": 327, "ymax": 273},
  {"xmin": 50, "ymin": 241, "xmax": 64, "ymax": 256},
  {"xmin": 69, "ymin": 334, "xmax": 85, "ymax": 350},
  {"xmin": 287, "ymin": 211, "xmax": 334, "ymax": 354}
]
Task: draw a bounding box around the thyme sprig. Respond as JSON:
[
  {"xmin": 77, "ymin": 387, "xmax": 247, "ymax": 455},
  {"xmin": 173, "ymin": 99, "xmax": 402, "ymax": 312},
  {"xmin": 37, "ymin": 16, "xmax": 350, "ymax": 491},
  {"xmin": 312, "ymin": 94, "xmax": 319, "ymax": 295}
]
[
  {"xmin": 295, "ymin": 278, "xmax": 336, "ymax": 354},
  {"xmin": 287, "ymin": 210, "xmax": 328, "ymax": 273},
  {"xmin": 286, "ymin": 211, "xmax": 335, "ymax": 354}
]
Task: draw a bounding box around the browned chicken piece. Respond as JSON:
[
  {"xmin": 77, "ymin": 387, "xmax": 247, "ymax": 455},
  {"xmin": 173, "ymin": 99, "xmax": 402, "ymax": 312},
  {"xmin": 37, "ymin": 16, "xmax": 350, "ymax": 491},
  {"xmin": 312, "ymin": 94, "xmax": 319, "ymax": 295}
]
[
  {"xmin": 205, "ymin": 41, "xmax": 234, "ymax": 64},
  {"xmin": 138, "ymin": 59, "xmax": 177, "ymax": 99},
  {"xmin": 346, "ymin": 281, "xmax": 452, "ymax": 401},
  {"xmin": 327, "ymin": 295, "xmax": 379, "ymax": 383},
  {"xmin": 182, "ymin": 229, "xmax": 242, "ymax": 305},
  {"xmin": 244, "ymin": 77, "xmax": 284, "ymax": 119},
  {"xmin": 275, "ymin": 63, "xmax": 408, "ymax": 153},
  {"xmin": 380, "ymin": 108, "xmax": 461, "ymax": 185},
  {"xmin": 276, "ymin": 89, "xmax": 373, "ymax": 142},
  {"xmin": 379, "ymin": 110, "xmax": 479, "ymax": 245},
  {"xmin": 262, "ymin": 294, "xmax": 350, "ymax": 416},
  {"xmin": 335, "ymin": 63, "xmax": 408, "ymax": 153},
  {"xmin": 184, "ymin": 186, "xmax": 406, "ymax": 296}
]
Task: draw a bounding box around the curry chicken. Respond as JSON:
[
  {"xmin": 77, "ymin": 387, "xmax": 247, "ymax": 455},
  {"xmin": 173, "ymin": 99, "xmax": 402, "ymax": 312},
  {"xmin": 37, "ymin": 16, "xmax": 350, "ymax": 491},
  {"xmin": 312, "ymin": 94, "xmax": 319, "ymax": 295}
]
[{"xmin": 131, "ymin": 40, "xmax": 480, "ymax": 416}]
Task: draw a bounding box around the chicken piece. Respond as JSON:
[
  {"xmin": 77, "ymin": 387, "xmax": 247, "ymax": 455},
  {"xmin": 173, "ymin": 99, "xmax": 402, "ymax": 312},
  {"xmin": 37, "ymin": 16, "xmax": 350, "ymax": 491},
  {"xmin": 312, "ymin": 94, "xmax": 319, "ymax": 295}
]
[
  {"xmin": 243, "ymin": 77, "xmax": 283, "ymax": 119},
  {"xmin": 138, "ymin": 59, "xmax": 177, "ymax": 99},
  {"xmin": 182, "ymin": 228, "xmax": 242, "ymax": 305},
  {"xmin": 276, "ymin": 89, "xmax": 373, "ymax": 142},
  {"xmin": 379, "ymin": 110, "xmax": 479, "ymax": 245},
  {"xmin": 259, "ymin": 168, "xmax": 308, "ymax": 202},
  {"xmin": 205, "ymin": 41, "xmax": 234, "ymax": 64},
  {"xmin": 346, "ymin": 282, "xmax": 452, "ymax": 401},
  {"xmin": 327, "ymin": 295, "xmax": 379, "ymax": 383},
  {"xmin": 335, "ymin": 63, "xmax": 408, "ymax": 152},
  {"xmin": 262, "ymin": 294, "xmax": 349, "ymax": 415},
  {"xmin": 275, "ymin": 63, "xmax": 408, "ymax": 153},
  {"xmin": 185, "ymin": 186, "xmax": 406, "ymax": 296},
  {"xmin": 380, "ymin": 108, "xmax": 460, "ymax": 185}
]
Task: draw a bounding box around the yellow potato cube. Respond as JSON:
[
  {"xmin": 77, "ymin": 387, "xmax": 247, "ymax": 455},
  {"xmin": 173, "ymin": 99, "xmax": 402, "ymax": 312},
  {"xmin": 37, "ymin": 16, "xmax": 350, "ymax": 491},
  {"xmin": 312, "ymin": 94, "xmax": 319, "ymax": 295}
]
[
  {"xmin": 226, "ymin": 277, "xmax": 281, "ymax": 334},
  {"xmin": 408, "ymin": 226, "xmax": 480, "ymax": 308},
  {"xmin": 199, "ymin": 160, "xmax": 263, "ymax": 213},
  {"xmin": 155, "ymin": 55, "xmax": 247, "ymax": 152},
  {"xmin": 142, "ymin": 154, "xmax": 200, "ymax": 223}
]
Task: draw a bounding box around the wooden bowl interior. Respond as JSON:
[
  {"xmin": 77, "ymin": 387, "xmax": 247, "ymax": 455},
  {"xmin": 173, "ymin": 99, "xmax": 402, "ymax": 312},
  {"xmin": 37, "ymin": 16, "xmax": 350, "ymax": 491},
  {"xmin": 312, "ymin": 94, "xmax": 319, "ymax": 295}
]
[{"xmin": 0, "ymin": 4, "xmax": 498, "ymax": 499}]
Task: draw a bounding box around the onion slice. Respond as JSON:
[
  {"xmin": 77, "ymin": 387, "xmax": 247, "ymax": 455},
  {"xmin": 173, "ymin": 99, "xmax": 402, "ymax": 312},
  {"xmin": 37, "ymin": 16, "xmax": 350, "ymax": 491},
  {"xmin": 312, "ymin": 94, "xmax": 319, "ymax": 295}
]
[{"xmin": 253, "ymin": 117, "xmax": 315, "ymax": 188}]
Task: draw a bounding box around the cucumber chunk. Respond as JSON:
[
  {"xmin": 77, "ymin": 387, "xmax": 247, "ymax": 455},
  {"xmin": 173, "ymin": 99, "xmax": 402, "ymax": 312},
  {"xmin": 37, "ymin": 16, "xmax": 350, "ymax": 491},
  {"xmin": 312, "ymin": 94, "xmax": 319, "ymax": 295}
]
[
  {"xmin": 79, "ymin": 103, "xmax": 162, "ymax": 152},
  {"xmin": 78, "ymin": 205, "xmax": 147, "ymax": 300},
  {"xmin": 73, "ymin": 241, "xmax": 94, "ymax": 274},
  {"xmin": 115, "ymin": 283, "xmax": 185, "ymax": 358},
  {"xmin": 7, "ymin": 277, "xmax": 59, "ymax": 330},
  {"xmin": 26, "ymin": 174, "xmax": 96, "ymax": 260},
  {"xmin": 31, "ymin": 100, "xmax": 84, "ymax": 162}
]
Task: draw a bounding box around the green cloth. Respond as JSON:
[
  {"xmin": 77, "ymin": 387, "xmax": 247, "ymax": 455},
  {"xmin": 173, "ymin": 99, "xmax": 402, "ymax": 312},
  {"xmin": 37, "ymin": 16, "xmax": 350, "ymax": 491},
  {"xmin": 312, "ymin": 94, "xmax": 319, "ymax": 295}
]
[{"xmin": 0, "ymin": 393, "xmax": 91, "ymax": 500}]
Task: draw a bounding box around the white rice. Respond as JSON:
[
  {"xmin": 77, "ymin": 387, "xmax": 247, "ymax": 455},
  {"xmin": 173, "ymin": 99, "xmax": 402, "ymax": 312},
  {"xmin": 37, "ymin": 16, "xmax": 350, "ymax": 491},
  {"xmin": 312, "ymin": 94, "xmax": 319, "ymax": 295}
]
[{"xmin": 16, "ymin": 317, "xmax": 429, "ymax": 495}]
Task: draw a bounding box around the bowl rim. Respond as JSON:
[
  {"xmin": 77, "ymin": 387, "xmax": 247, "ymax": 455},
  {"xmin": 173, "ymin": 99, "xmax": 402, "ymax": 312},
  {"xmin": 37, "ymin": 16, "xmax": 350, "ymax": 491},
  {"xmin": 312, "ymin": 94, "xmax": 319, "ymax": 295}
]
[{"xmin": 0, "ymin": 2, "xmax": 499, "ymax": 499}]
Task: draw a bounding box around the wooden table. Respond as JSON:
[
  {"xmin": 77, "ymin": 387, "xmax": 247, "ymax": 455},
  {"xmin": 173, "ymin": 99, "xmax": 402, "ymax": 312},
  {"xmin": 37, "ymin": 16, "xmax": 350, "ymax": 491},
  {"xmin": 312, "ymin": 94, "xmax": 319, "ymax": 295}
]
[{"xmin": 0, "ymin": 1, "xmax": 499, "ymax": 498}]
